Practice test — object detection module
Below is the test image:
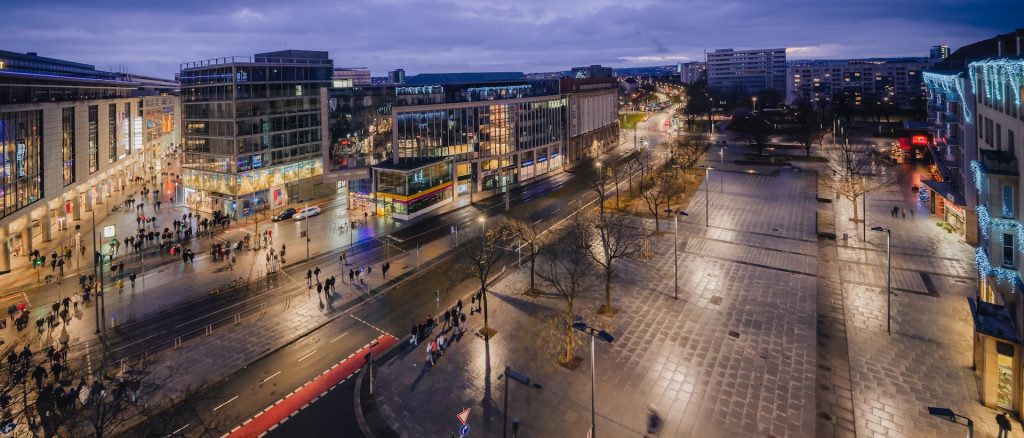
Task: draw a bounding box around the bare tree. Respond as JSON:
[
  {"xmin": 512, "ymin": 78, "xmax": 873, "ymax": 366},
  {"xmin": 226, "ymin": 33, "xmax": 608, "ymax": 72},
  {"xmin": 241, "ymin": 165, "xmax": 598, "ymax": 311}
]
[
  {"xmin": 460, "ymin": 220, "xmax": 510, "ymax": 338},
  {"xmin": 793, "ymin": 98, "xmax": 826, "ymax": 157},
  {"xmin": 535, "ymin": 216, "xmax": 594, "ymax": 366},
  {"xmin": 730, "ymin": 113, "xmax": 773, "ymax": 155},
  {"xmin": 638, "ymin": 170, "xmax": 681, "ymax": 232},
  {"xmin": 672, "ymin": 134, "xmax": 709, "ymax": 193},
  {"xmin": 823, "ymin": 142, "xmax": 895, "ymax": 222},
  {"xmin": 505, "ymin": 217, "xmax": 546, "ymax": 296},
  {"xmin": 584, "ymin": 210, "xmax": 645, "ymax": 316}
]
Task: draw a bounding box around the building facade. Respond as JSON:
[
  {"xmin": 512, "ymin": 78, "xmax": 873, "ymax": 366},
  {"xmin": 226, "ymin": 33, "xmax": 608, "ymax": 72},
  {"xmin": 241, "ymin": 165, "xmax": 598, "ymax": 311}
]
[
  {"xmin": 179, "ymin": 50, "xmax": 333, "ymax": 216},
  {"xmin": 332, "ymin": 68, "xmax": 372, "ymax": 88},
  {"xmin": 570, "ymin": 65, "xmax": 614, "ymax": 79},
  {"xmin": 787, "ymin": 59, "xmax": 930, "ymax": 109},
  {"xmin": 678, "ymin": 62, "xmax": 707, "ymax": 84},
  {"xmin": 561, "ymin": 77, "xmax": 619, "ymax": 166},
  {"xmin": 0, "ymin": 50, "xmax": 179, "ymax": 271},
  {"xmin": 930, "ymin": 45, "xmax": 951, "ymax": 61},
  {"xmin": 706, "ymin": 48, "xmax": 787, "ymax": 93}
]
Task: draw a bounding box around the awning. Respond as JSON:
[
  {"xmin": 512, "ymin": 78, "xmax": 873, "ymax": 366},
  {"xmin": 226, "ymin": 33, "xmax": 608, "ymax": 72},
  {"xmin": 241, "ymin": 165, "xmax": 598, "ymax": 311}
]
[
  {"xmin": 922, "ymin": 179, "xmax": 966, "ymax": 208},
  {"xmin": 969, "ymin": 298, "xmax": 1021, "ymax": 343}
]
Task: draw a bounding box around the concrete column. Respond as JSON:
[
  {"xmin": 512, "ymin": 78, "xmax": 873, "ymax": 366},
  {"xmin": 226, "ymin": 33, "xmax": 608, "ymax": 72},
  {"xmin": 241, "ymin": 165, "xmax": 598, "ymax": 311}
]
[
  {"xmin": 72, "ymin": 196, "xmax": 83, "ymax": 219},
  {"xmin": 0, "ymin": 229, "xmax": 10, "ymax": 272},
  {"xmin": 82, "ymin": 192, "xmax": 92, "ymax": 213},
  {"xmin": 95, "ymin": 185, "xmax": 104, "ymax": 204},
  {"xmin": 21, "ymin": 226, "xmax": 33, "ymax": 256},
  {"xmin": 42, "ymin": 210, "xmax": 53, "ymax": 242}
]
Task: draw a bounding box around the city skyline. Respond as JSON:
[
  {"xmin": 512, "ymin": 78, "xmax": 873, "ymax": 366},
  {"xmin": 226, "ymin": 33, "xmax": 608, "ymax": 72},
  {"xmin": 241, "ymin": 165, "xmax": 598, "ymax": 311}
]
[{"xmin": 1, "ymin": 0, "xmax": 1019, "ymax": 78}]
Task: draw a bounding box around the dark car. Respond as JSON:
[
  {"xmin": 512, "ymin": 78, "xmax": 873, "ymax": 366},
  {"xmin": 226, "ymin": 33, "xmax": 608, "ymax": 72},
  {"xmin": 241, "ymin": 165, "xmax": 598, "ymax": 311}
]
[{"xmin": 272, "ymin": 208, "xmax": 296, "ymax": 222}]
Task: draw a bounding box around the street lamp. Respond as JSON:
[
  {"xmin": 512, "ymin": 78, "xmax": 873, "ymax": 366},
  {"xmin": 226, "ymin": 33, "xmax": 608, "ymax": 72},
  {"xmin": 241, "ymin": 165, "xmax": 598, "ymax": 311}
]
[
  {"xmin": 927, "ymin": 407, "xmax": 973, "ymax": 438},
  {"xmin": 699, "ymin": 166, "xmax": 714, "ymax": 227},
  {"xmin": 664, "ymin": 208, "xmax": 689, "ymax": 300},
  {"xmin": 572, "ymin": 321, "xmax": 614, "ymax": 438},
  {"xmin": 751, "ymin": 96, "xmax": 758, "ymax": 112},
  {"xmin": 500, "ymin": 365, "xmax": 538, "ymax": 438},
  {"xmin": 871, "ymin": 226, "xmax": 892, "ymax": 335},
  {"xmin": 304, "ymin": 202, "xmax": 311, "ymax": 261}
]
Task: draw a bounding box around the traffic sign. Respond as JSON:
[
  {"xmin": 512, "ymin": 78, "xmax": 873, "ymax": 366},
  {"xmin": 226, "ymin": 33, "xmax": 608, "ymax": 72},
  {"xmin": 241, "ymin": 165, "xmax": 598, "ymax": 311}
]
[
  {"xmin": 459, "ymin": 424, "xmax": 470, "ymax": 437},
  {"xmin": 457, "ymin": 407, "xmax": 471, "ymax": 425}
]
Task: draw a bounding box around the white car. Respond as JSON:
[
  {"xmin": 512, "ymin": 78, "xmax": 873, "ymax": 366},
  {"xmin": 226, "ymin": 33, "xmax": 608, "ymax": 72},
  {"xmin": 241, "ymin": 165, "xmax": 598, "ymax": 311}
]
[{"xmin": 293, "ymin": 206, "xmax": 322, "ymax": 220}]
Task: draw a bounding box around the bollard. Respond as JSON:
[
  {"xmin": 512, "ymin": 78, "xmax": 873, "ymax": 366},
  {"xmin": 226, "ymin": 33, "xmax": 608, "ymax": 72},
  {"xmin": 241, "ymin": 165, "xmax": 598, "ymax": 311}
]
[
  {"xmin": 234, "ymin": 313, "xmax": 241, "ymax": 324},
  {"xmin": 205, "ymin": 325, "xmax": 212, "ymax": 336},
  {"xmin": 174, "ymin": 337, "xmax": 182, "ymax": 349}
]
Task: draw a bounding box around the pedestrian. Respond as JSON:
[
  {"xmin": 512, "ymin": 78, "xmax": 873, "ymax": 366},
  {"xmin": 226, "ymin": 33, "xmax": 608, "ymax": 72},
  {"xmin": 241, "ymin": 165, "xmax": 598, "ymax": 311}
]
[
  {"xmin": 410, "ymin": 326, "xmax": 418, "ymax": 345},
  {"xmin": 32, "ymin": 365, "xmax": 46, "ymax": 388},
  {"xmin": 443, "ymin": 309, "xmax": 451, "ymax": 330},
  {"xmin": 117, "ymin": 279, "xmax": 124, "ymax": 295},
  {"xmin": 129, "ymin": 272, "xmax": 137, "ymax": 290},
  {"xmin": 329, "ymin": 276, "xmax": 336, "ymax": 293},
  {"xmin": 910, "ymin": 209, "xmax": 915, "ymax": 218},
  {"xmin": 314, "ymin": 266, "xmax": 321, "ymax": 282},
  {"xmin": 437, "ymin": 333, "xmax": 446, "ymax": 352},
  {"xmin": 426, "ymin": 342, "xmax": 435, "ymax": 366},
  {"xmin": 901, "ymin": 208, "xmax": 905, "ymax": 218},
  {"xmin": 316, "ymin": 282, "xmax": 323, "ymax": 295},
  {"xmin": 349, "ymin": 269, "xmax": 355, "ymax": 284},
  {"xmin": 997, "ymin": 412, "xmax": 1012, "ymax": 438},
  {"xmin": 307, "ymin": 269, "xmax": 313, "ymax": 287},
  {"xmin": 62, "ymin": 297, "xmax": 71, "ymax": 312}
]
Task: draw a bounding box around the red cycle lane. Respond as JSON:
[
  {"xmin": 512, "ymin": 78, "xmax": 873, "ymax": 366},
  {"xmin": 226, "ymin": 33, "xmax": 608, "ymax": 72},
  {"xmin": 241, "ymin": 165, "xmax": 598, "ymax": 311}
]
[{"xmin": 225, "ymin": 334, "xmax": 399, "ymax": 438}]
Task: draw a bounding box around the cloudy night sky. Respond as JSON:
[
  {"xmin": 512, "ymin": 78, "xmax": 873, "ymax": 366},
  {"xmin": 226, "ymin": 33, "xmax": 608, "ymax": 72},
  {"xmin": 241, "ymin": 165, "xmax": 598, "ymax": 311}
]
[{"xmin": 2, "ymin": 0, "xmax": 1021, "ymax": 78}]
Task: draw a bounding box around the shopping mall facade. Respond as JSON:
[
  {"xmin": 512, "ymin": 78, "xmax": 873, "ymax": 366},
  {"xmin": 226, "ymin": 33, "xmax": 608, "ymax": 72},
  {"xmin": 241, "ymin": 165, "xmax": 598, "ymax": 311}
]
[{"xmin": 0, "ymin": 50, "xmax": 179, "ymax": 271}]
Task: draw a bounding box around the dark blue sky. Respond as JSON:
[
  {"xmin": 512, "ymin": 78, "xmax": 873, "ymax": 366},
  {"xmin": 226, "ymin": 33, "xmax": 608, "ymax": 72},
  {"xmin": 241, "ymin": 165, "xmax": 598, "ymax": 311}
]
[{"xmin": 1, "ymin": 0, "xmax": 1020, "ymax": 78}]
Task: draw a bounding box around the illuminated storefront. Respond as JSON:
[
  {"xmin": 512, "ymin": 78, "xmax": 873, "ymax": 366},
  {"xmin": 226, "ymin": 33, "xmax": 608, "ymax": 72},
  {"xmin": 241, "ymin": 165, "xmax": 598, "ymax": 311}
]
[
  {"xmin": 373, "ymin": 159, "xmax": 453, "ymax": 220},
  {"xmin": 970, "ymin": 299, "xmax": 1021, "ymax": 413},
  {"xmin": 182, "ymin": 158, "xmax": 322, "ymax": 215}
]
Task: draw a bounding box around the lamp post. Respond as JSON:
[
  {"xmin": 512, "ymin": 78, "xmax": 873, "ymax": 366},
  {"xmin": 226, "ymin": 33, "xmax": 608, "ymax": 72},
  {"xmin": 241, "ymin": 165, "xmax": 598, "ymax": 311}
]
[
  {"xmin": 572, "ymin": 322, "xmax": 614, "ymax": 438},
  {"xmin": 699, "ymin": 166, "xmax": 713, "ymax": 227},
  {"xmin": 304, "ymin": 202, "xmax": 310, "ymax": 261},
  {"xmin": 751, "ymin": 96, "xmax": 758, "ymax": 112},
  {"xmin": 501, "ymin": 366, "xmax": 537, "ymax": 438},
  {"xmin": 862, "ymin": 176, "xmax": 867, "ymax": 242},
  {"xmin": 664, "ymin": 208, "xmax": 689, "ymax": 300},
  {"xmin": 871, "ymin": 226, "xmax": 892, "ymax": 335}
]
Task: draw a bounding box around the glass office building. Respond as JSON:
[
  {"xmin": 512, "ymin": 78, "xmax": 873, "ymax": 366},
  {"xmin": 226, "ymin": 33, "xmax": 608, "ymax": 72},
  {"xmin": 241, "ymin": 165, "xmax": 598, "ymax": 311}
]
[
  {"xmin": 180, "ymin": 50, "xmax": 333, "ymax": 216},
  {"xmin": 0, "ymin": 110, "xmax": 44, "ymax": 219}
]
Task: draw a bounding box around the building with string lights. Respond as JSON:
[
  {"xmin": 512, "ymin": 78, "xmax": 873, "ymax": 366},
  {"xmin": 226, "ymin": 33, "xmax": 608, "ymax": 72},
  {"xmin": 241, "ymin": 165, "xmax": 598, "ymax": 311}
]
[{"xmin": 946, "ymin": 28, "xmax": 1024, "ymax": 418}]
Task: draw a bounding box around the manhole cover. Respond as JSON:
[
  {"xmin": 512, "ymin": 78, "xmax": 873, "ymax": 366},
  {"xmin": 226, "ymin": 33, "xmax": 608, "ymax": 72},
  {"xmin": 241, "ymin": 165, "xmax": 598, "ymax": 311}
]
[
  {"xmin": 710, "ymin": 295, "xmax": 723, "ymax": 305},
  {"xmin": 728, "ymin": 330, "xmax": 740, "ymax": 339}
]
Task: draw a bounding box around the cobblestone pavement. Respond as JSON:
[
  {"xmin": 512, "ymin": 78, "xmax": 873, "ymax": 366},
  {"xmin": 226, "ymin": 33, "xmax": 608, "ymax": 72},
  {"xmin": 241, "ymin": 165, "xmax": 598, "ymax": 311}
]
[
  {"xmin": 374, "ymin": 170, "xmax": 820, "ymax": 438},
  {"xmin": 822, "ymin": 161, "xmax": 1022, "ymax": 438}
]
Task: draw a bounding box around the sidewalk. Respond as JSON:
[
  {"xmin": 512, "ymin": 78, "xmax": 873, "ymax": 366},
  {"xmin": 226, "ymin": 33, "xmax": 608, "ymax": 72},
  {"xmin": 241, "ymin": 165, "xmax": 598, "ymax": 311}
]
[
  {"xmin": 372, "ymin": 170, "xmax": 821, "ymax": 437},
  {"xmin": 820, "ymin": 160, "xmax": 1021, "ymax": 438}
]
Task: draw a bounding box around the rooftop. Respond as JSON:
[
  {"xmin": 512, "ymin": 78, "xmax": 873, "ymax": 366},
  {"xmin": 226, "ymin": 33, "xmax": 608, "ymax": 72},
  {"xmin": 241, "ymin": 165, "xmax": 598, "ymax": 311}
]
[{"xmin": 403, "ymin": 72, "xmax": 526, "ymax": 86}]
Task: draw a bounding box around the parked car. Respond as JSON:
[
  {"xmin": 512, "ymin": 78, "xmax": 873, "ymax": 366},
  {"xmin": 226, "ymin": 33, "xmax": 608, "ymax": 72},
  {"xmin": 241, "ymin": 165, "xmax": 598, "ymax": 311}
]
[
  {"xmin": 293, "ymin": 206, "xmax": 322, "ymax": 220},
  {"xmin": 272, "ymin": 208, "xmax": 297, "ymax": 222}
]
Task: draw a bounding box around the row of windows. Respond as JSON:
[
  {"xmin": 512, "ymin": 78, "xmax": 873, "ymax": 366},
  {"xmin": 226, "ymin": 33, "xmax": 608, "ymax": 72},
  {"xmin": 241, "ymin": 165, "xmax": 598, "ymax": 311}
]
[
  {"xmin": 0, "ymin": 80, "xmax": 132, "ymax": 105},
  {"xmin": 979, "ymin": 114, "xmax": 1017, "ymax": 154},
  {"xmin": 180, "ymin": 66, "xmax": 331, "ymax": 87},
  {"xmin": 976, "ymin": 74, "xmax": 1024, "ymax": 121},
  {"xmin": 62, "ymin": 107, "xmax": 75, "ymax": 186}
]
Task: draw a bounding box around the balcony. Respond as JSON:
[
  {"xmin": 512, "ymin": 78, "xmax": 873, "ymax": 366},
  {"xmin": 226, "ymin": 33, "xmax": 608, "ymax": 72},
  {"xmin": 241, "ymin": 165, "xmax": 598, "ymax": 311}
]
[{"xmin": 980, "ymin": 149, "xmax": 1019, "ymax": 176}]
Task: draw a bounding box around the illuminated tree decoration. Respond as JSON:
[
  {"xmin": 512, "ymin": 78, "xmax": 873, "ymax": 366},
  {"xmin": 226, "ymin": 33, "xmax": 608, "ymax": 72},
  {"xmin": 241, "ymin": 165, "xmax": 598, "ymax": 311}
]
[
  {"xmin": 969, "ymin": 59, "xmax": 1024, "ymax": 109},
  {"xmin": 924, "ymin": 71, "xmax": 972, "ymax": 123},
  {"xmin": 978, "ymin": 205, "xmax": 991, "ymax": 239}
]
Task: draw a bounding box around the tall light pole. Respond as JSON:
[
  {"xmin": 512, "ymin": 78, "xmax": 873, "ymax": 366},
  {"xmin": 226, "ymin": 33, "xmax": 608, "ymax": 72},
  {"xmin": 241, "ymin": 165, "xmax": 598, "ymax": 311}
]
[
  {"xmin": 304, "ymin": 202, "xmax": 310, "ymax": 261},
  {"xmin": 664, "ymin": 209, "xmax": 689, "ymax": 300},
  {"xmin": 501, "ymin": 366, "xmax": 536, "ymax": 438},
  {"xmin": 862, "ymin": 176, "xmax": 867, "ymax": 242},
  {"xmin": 699, "ymin": 166, "xmax": 713, "ymax": 227},
  {"xmin": 871, "ymin": 226, "xmax": 892, "ymax": 335},
  {"xmin": 573, "ymin": 322, "xmax": 614, "ymax": 438}
]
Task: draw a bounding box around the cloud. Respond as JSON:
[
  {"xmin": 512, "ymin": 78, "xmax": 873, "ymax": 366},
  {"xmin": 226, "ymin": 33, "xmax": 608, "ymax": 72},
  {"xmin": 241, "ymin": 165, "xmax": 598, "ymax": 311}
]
[{"xmin": 0, "ymin": 0, "xmax": 1019, "ymax": 77}]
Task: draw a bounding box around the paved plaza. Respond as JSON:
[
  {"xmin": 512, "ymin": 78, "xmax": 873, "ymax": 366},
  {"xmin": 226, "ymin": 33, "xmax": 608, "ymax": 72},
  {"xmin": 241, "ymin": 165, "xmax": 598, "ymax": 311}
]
[{"xmin": 373, "ymin": 170, "xmax": 821, "ymax": 437}]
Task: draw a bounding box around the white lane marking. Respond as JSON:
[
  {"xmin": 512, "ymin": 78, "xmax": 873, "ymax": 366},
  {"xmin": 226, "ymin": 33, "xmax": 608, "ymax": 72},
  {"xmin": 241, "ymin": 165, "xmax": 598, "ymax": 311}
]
[
  {"xmin": 297, "ymin": 350, "xmax": 318, "ymax": 362},
  {"xmin": 168, "ymin": 423, "xmax": 190, "ymax": 436},
  {"xmin": 330, "ymin": 331, "xmax": 349, "ymax": 343},
  {"xmin": 213, "ymin": 395, "xmax": 239, "ymax": 412},
  {"xmin": 260, "ymin": 371, "xmax": 281, "ymax": 384}
]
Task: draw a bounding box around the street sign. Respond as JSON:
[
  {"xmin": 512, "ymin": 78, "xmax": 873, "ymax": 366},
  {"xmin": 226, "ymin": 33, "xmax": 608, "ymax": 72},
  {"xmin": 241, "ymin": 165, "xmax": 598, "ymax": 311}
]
[
  {"xmin": 459, "ymin": 424, "xmax": 470, "ymax": 437},
  {"xmin": 457, "ymin": 407, "xmax": 471, "ymax": 425},
  {"xmin": 102, "ymin": 224, "xmax": 116, "ymax": 238}
]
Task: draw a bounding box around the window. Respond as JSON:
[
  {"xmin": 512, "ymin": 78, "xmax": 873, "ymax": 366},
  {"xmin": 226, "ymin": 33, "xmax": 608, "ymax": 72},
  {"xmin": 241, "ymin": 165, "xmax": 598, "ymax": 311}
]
[
  {"xmin": 997, "ymin": 123, "xmax": 1002, "ymax": 150},
  {"xmin": 0, "ymin": 110, "xmax": 44, "ymax": 219},
  {"xmin": 61, "ymin": 107, "xmax": 75, "ymax": 186},
  {"xmin": 88, "ymin": 106, "xmax": 98, "ymax": 173},
  {"xmin": 1004, "ymin": 184, "xmax": 1014, "ymax": 218},
  {"xmin": 108, "ymin": 103, "xmax": 117, "ymax": 163},
  {"xmin": 1003, "ymin": 233, "xmax": 1015, "ymax": 268}
]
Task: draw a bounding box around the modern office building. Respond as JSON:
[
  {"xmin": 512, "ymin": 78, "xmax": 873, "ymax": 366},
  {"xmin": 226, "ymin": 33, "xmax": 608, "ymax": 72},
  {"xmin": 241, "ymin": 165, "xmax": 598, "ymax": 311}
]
[
  {"xmin": 930, "ymin": 45, "xmax": 951, "ymax": 61},
  {"xmin": 570, "ymin": 65, "xmax": 614, "ymax": 79},
  {"xmin": 179, "ymin": 50, "xmax": 333, "ymax": 216},
  {"xmin": 0, "ymin": 50, "xmax": 180, "ymax": 271},
  {"xmin": 322, "ymin": 69, "xmax": 618, "ymax": 221},
  {"xmin": 332, "ymin": 68, "xmax": 372, "ymax": 88},
  {"xmin": 678, "ymin": 62, "xmax": 707, "ymax": 84},
  {"xmin": 388, "ymin": 69, "xmax": 406, "ymax": 85},
  {"xmin": 786, "ymin": 58, "xmax": 930, "ymax": 109},
  {"xmin": 706, "ymin": 48, "xmax": 787, "ymax": 93}
]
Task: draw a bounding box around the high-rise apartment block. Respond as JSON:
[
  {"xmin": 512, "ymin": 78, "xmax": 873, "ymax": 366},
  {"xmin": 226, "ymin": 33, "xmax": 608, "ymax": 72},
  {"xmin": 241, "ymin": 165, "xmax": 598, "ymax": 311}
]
[{"xmin": 706, "ymin": 48, "xmax": 787, "ymax": 93}]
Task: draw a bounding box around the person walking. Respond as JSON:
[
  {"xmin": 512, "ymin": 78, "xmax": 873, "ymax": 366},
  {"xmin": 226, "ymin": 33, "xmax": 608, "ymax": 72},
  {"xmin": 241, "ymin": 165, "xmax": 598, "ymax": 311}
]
[
  {"xmin": 314, "ymin": 266, "xmax": 321, "ymax": 283},
  {"xmin": 997, "ymin": 412, "xmax": 1012, "ymax": 438},
  {"xmin": 307, "ymin": 269, "xmax": 313, "ymax": 287}
]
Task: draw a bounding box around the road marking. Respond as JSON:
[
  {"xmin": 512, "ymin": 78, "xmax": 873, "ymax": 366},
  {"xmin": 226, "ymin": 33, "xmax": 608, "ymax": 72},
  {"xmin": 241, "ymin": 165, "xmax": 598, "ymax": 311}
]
[
  {"xmin": 297, "ymin": 350, "xmax": 318, "ymax": 362},
  {"xmin": 330, "ymin": 331, "xmax": 349, "ymax": 343},
  {"xmin": 168, "ymin": 423, "xmax": 190, "ymax": 436},
  {"xmin": 213, "ymin": 395, "xmax": 239, "ymax": 411},
  {"xmin": 260, "ymin": 371, "xmax": 281, "ymax": 384}
]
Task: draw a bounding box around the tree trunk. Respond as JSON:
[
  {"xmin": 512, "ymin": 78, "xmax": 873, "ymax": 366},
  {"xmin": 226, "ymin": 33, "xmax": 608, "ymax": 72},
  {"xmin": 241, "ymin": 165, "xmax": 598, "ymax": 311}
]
[
  {"xmin": 851, "ymin": 194, "xmax": 860, "ymax": 221},
  {"xmin": 529, "ymin": 254, "xmax": 536, "ymax": 294},
  {"xmin": 604, "ymin": 265, "xmax": 613, "ymax": 312},
  {"xmin": 563, "ymin": 302, "xmax": 575, "ymax": 362},
  {"xmin": 481, "ymin": 279, "xmax": 490, "ymax": 332}
]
